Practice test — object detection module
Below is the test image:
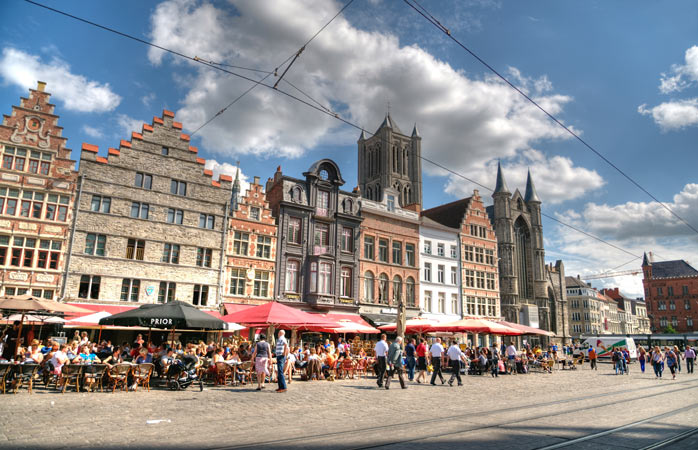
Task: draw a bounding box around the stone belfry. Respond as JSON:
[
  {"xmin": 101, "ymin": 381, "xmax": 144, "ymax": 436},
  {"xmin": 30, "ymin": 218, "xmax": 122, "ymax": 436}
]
[{"xmin": 357, "ymin": 114, "xmax": 422, "ymax": 207}]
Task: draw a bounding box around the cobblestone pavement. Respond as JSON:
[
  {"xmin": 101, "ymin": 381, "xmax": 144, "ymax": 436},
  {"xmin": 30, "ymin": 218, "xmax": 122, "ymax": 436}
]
[{"xmin": 1, "ymin": 363, "xmax": 698, "ymax": 450}]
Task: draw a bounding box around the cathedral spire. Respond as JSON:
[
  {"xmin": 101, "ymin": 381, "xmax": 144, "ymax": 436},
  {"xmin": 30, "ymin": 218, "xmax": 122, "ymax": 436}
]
[
  {"xmin": 411, "ymin": 123, "xmax": 420, "ymax": 138},
  {"xmin": 493, "ymin": 161, "xmax": 510, "ymax": 195},
  {"xmin": 359, "ymin": 129, "xmax": 367, "ymax": 141},
  {"xmin": 642, "ymin": 252, "xmax": 650, "ymax": 266},
  {"xmin": 524, "ymin": 169, "xmax": 541, "ymax": 203},
  {"xmin": 231, "ymin": 161, "xmax": 241, "ymax": 211}
]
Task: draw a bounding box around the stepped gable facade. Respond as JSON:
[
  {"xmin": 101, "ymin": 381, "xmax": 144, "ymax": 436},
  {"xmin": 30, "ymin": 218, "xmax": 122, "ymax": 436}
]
[
  {"xmin": 642, "ymin": 253, "xmax": 698, "ymax": 332},
  {"xmin": 0, "ymin": 82, "xmax": 78, "ymax": 300},
  {"xmin": 65, "ymin": 109, "xmax": 232, "ymax": 307}
]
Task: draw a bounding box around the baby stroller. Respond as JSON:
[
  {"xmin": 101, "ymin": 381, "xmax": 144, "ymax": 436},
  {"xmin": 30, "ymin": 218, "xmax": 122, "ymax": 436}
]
[{"xmin": 166, "ymin": 355, "xmax": 203, "ymax": 391}]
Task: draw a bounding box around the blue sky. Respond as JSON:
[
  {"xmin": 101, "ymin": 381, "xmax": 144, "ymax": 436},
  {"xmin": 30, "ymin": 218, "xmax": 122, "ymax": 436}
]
[{"xmin": 1, "ymin": 0, "xmax": 697, "ymax": 296}]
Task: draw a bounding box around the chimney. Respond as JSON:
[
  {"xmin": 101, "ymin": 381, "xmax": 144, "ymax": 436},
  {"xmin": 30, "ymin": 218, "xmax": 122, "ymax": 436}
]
[
  {"xmin": 37, "ymin": 81, "xmax": 46, "ymax": 92},
  {"xmin": 253, "ymin": 176, "xmax": 260, "ymax": 185}
]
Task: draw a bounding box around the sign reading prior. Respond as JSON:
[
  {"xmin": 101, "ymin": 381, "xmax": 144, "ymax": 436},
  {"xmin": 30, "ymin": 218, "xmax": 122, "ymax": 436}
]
[{"xmin": 150, "ymin": 318, "xmax": 173, "ymax": 326}]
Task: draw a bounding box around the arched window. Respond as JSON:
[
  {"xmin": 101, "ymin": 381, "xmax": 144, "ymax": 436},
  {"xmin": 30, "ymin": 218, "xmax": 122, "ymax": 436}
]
[
  {"xmin": 406, "ymin": 277, "xmax": 415, "ymax": 307},
  {"xmin": 291, "ymin": 186, "xmax": 302, "ymax": 202},
  {"xmin": 285, "ymin": 259, "xmax": 299, "ymax": 293},
  {"xmin": 378, "ymin": 273, "xmax": 389, "ymax": 304},
  {"xmin": 392, "ymin": 275, "xmax": 402, "ymax": 303},
  {"xmin": 375, "ymin": 184, "xmax": 381, "ymax": 202},
  {"xmin": 363, "ymin": 271, "xmax": 374, "ymax": 302},
  {"xmin": 366, "ymin": 186, "xmax": 372, "ymax": 200},
  {"xmin": 514, "ymin": 217, "xmax": 532, "ymax": 299},
  {"xmin": 517, "ymin": 198, "xmax": 524, "ymax": 210},
  {"xmin": 344, "ymin": 199, "xmax": 353, "ymax": 213}
]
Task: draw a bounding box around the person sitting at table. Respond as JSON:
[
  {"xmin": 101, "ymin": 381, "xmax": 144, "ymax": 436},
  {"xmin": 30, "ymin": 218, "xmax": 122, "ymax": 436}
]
[
  {"xmin": 25, "ymin": 344, "xmax": 44, "ymax": 364},
  {"xmin": 156, "ymin": 348, "xmax": 174, "ymax": 378},
  {"xmin": 76, "ymin": 345, "xmax": 100, "ymax": 364},
  {"xmin": 49, "ymin": 344, "xmax": 69, "ymax": 375},
  {"xmin": 322, "ymin": 348, "xmax": 336, "ymax": 379},
  {"xmin": 134, "ymin": 334, "xmax": 144, "ymax": 347},
  {"xmin": 239, "ymin": 343, "xmax": 251, "ymax": 362},
  {"xmin": 135, "ymin": 347, "xmax": 152, "ymax": 364},
  {"xmin": 306, "ymin": 348, "xmax": 322, "ymax": 380},
  {"xmin": 358, "ymin": 347, "xmax": 366, "ymax": 359},
  {"xmin": 102, "ymin": 347, "xmax": 123, "ymax": 368},
  {"xmin": 295, "ymin": 343, "xmax": 310, "ymax": 369},
  {"xmin": 285, "ymin": 348, "xmax": 296, "ymax": 384}
]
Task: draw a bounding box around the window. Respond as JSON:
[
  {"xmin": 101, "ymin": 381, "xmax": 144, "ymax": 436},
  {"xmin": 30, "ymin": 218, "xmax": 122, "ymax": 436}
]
[
  {"xmin": 229, "ymin": 269, "xmax": 245, "ymax": 295},
  {"xmin": 463, "ymin": 245, "xmax": 473, "ymax": 262},
  {"xmin": 316, "ymin": 190, "xmax": 329, "ymax": 216},
  {"xmin": 162, "ymin": 243, "xmax": 180, "ymax": 264},
  {"xmin": 162, "ymin": 147, "xmax": 169, "ymax": 156},
  {"xmin": 10, "ymin": 237, "xmax": 35, "ymax": 267},
  {"xmin": 364, "ymin": 236, "xmax": 375, "ymax": 260},
  {"xmin": 668, "ymin": 286, "xmax": 674, "ymax": 296},
  {"xmin": 424, "ymin": 291, "xmax": 432, "ymax": 312},
  {"xmin": 130, "ymin": 202, "xmax": 150, "ymax": 219},
  {"xmin": 685, "ymin": 299, "xmax": 691, "ymax": 310},
  {"xmin": 378, "ymin": 238, "xmax": 389, "ymax": 263},
  {"xmin": 670, "ymin": 300, "xmax": 676, "ymax": 311},
  {"xmin": 424, "ymin": 240, "xmax": 432, "ymax": 255},
  {"xmin": 254, "ymin": 271, "xmax": 271, "ymax": 297},
  {"xmin": 286, "ymin": 260, "xmax": 299, "ymax": 292},
  {"xmin": 658, "ymin": 301, "xmax": 666, "ymax": 311},
  {"xmin": 437, "ymin": 265, "xmax": 445, "ymax": 284},
  {"xmin": 314, "ymin": 223, "xmax": 329, "ymax": 252},
  {"xmin": 364, "ymin": 271, "xmax": 375, "ymax": 302},
  {"xmin": 0, "ymin": 236, "xmax": 8, "ymax": 266},
  {"xmin": 659, "ymin": 317, "xmax": 667, "ymax": 327},
  {"xmin": 341, "ymin": 267, "xmax": 352, "ymax": 297},
  {"xmin": 90, "ymin": 195, "xmax": 111, "ymax": 213},
  {"xmin": 120, "ymin": 279, "xmax": 140, "ymax": 302},
  {"xmin": 135, "ymin": 172, "xmax": 153, "ymax": 189},
  {"xmin": 199, "ymin": 214, "xmax": 215, "ymax": 229},
  {"xmin": 672, "ymin": 316, "xmax": 678, "ymax": 327},
  {"xmin": 233, "ymin": 231, "xmax": 250, "ymax": 255},
  {"xmin": 341, "ymin": 227, "xmax": 353, "ymax": 252},
  {"xmin": 470, "ymin": 224, "xmax": 486, "ymax": 238},
  {"xmin": 450, "ymin": 245, "xmax": 457, "ymax": 259},
  {"xmin": 486, "ymin": 272, "xmax": 496, "ymax": 290},
  {"xmin": 688, "ymin": 317, "xmax": 694, "ymax": 328},
  {"xmin": 387, "ymin": 195, "xmax": 395, "ymax": 212},
  {"xmin": 406, "ymin": 277, "xmax": 415, "ymax": 307},
  {"xmin": 19, "ymin": 191, "xmax": 44, "ymax": 219},
  {"xmin": 318, "ymin": 263, "xmax": 332, "ymax": 294},
  {"xmin": 424, "ymin": 262, "xmax": 432, "ymax": 282},
  {"xmin": 437, "ymin": 243, "xmax": 444, "ymax": 257},
  {"xmin": 196, "ymin": 248, "xmax": 212, "ymax": 267},
  {"xmin": 288, "ymin": 217, "xmax": 301, "ymax": 244},
  {"xmin": 378, "ymin": 274, "xmax": 389, "ymax": 304},
  {"xmin": 451, "ymin": 294, "xmax": 459, "ymax": 315},
  {"xmin": 465, "ymin": 270, "xmax": 475, "ymax": 288},
  {"xmin": 0, "ymin": 188, "xmax": 19, "ymax": 216},
  {"xmin": 256, "ymin": 235, "xmax": 272, "ymax": 258},
  {"xmin": 78, "ymin": 275, "xmax": 101, "ymax": 299},
  {"xmin": 438, "ymin": 293, "xmax": 445, "ymax": 313},
  {"xmin": 45, "ymin": 193, "xmax": 69, "ymax": 221},
  {"xmin": 451, "ymin": 266, "xmax": 457, "ymax": 285},
  {"xmin": 84, "ymin": 234, "xmax": 106, "ymax": 256},
  {"xmin": 167, "ymin": 208, "xmax": 184, "ymax": 224},
  {"xmin": 475, "ymin": 247, "xmax": 484, "ymax": 263},
  {"xmin": 126, "ymin": 239, "xmax": 145, "ymax": 260},
  {"xmin": 193, "ymin": 284, "xmax": 209, "ymax": 306},
  {"xmin": 36, "ymin": 240, "xmax": 61, "ymax": 269},
  {"xmin": 476, "ymin": 271, "xmax": 485, "ymax": 289},
  {"xmin": 249, "ymin": 207, "xmax": 261, "ymax": 221},
  {"xmin": 485, "ymin": 249, "xmax": 495, "ymax": 265},
  {"xmin": 657, "ymin": 287, "xmax": 663, "ymax": 295},
  {"xmin": 392, "ymin": 241, "xmax": 402, "ymax": 265},
  {"xmin": 392, "ymin": 275, "xmax": 402, "ymax": 303},
  {"xmin": 683, "ymin": 285, "xmax": 689, "ymax": 295},
  {"xmin": 291, "ymin": 187, "xmax": 302, "ymax": 202},
  {"xmin": 158, "ymin": 282, "xmax": 176, "ymax": 303},
  {"xmin": 406, "ymin": 243, "xmax": 415, "ymax": 266}
]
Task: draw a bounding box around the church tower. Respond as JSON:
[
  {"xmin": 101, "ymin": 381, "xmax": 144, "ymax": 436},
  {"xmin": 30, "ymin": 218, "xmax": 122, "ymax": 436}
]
[
  {"xmin": 492, "ymin": 162, "xmax": 518, "ymax": 323},
  {"xmin": 358, "ymin": 114, "xmax": 422, "ymax": 207}
]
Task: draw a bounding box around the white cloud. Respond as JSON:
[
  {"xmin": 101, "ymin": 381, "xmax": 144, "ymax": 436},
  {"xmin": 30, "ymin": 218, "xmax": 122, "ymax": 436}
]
[
  {"xmin": 82, "ymin": 125, "xmax": 104, "ymax": 139},
  {"xmin": 205, "ymin": 159, "xmax": 251, "ymax": 193},
  {"xmin": 0, "ymin": 47, "xmax": 121, "ymax": 113},
  {"xmin": 142, "ymin": 93, "xmax": 156, "ymax": 107},
  {"xmin": 638, "ymin": 99, "xmax": 698, "ymax": 131},
  {"xmin": 659, "ymin": 45, "xmax": 698, "ymax": 94},
  {"xmin": 146, "ymin": 0, "xmax": 593, "ymax": 195},
  {"xmin": 116, "ymin": 114, "xmax": 145, "ymax": 138}
]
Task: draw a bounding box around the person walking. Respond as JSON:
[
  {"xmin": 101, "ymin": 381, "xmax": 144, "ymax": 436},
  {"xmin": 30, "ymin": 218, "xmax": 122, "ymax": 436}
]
[
  {"xmin": 651, "ymin": 346, "xmax": 664, "ymax": 378},
  {"xmin": 250, "ymin": 334, "xmax": 271, "ymax": 391},
  {"xmin": 588, "ymin": 346, "xmax": 597, "ymax": 371},
  {"xmin": 429, "ymin": 338, "xmax": 445, "ymax": 385},
  {"xmin": 490, "ymin": 343, "xmax": 500, "ymax": 377},
  {"xmin": 385, "ymin": 337, "xmax": 406, "ymax": 389},
  {"xmin": 666, "ymin": 347, "xmax": 678, "ymax": 380},
  {"xmin": 374, "ymin": 334, "xmax": 389, "ymax": 388},
  {"xmin": 684, "ymin": 346, "xmax": 695, "ymax": 374},
  {"xmin": 505, "ymin": 342, "xmax": 517, "ymax": 375},
  {"xmin": 405, "ymin": 338, "xmax": 417, "ymax": 382},
  {"xmin": 638, "ymin": 346, "xmax": 647, "ymax": 373},
  {"xmin": 415, "ymin": 338, "xmax": 428, "ymax": 383},
  {"xmin": 275, "ymin": 330, "xmax": 289, "ymax": 393},
  {"xmin": 446, "ymin": 340, "xmax": 467, "ymax": 386},
  {"xmin": 612, "ymin": 348, "xmax": 624, "ymax": 375},
  {"xmin": 622, "ymin": 348, "xmax": 630, "ymax": 375},
  {"xmin": 673, "ymin": 346, "xmax": 682, "ymax": 373}
]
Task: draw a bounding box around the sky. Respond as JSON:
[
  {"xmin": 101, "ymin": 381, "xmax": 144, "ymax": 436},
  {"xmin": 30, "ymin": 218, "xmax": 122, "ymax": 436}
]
[{"xmin": 1, "ymin": 0, "xmax": 697, "ymax": 298}]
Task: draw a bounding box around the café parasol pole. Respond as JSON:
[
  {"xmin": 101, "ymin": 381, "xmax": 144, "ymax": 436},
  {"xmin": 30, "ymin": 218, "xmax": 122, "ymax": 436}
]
[{"xmin": 13, "ymin": 312, "xmax": 26, "ymax": 358}]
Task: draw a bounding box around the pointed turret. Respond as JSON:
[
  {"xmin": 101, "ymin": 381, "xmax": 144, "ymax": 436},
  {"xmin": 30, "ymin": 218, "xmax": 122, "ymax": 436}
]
[
  {"xmin": 524, "ymin": 169, "xmax": 541, "ymax": 203},
  {"xmin": 231, "ymin": 162, "xmax": 241, "ymax": 211},
  {"xmin": 642, "ymin": 252, "xmax": 650, "ymax": 266},
  {"xmin": 359, "ymin": 129, "xmax": 367, "ymax": 141},
  {"xmin": 411, "ymin": 123, "xmax": 420, "ymax": 138},
  {"xmin": 493, "ymin": 161, "xmax": 510, "ymax": 195},
  {"xmin": 375, "ymin": 113, "xmax": 403, "ymax": 135}
]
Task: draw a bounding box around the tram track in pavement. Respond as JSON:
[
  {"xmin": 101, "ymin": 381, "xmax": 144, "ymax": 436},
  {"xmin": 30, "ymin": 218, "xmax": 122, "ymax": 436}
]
[{"xmin": 208, "ymin": 378, "xmax": 698, "ymax": 450}]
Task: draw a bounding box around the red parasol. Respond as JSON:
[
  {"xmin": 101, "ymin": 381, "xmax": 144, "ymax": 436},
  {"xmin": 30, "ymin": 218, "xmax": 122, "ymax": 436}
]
[{"xmin": 429, "ymin": 318, "xmax": 522, "ymax": 335}]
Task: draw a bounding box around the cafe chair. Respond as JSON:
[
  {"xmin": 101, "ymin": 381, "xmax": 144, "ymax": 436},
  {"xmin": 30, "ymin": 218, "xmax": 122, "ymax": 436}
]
[
  {"xmin": 59, "ymin": 365, "xmax": 83, "ymax": 393},
  {"xmin": 133, "ymin": 363, "xmax": 154, "ymax": 392},
  {"xmin": 83, "ymin": 364, "xmax": 108, "ymax": 392}
]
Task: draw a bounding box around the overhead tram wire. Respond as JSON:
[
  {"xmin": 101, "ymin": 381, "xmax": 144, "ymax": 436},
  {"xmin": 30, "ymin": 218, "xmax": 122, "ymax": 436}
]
[
  {"xmin": 402, "ymin": 0, "xmax": 698, "ymax": 238},
  {"xmin": 24, "ymin": 0, "xmax": 641, "ymax": 261}
]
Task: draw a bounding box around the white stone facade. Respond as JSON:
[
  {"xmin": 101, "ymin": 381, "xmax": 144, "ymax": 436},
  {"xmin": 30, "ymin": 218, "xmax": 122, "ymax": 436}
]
[{"xmin": 419, "ymin": 221, "xmax": 461, "ymax": 321}]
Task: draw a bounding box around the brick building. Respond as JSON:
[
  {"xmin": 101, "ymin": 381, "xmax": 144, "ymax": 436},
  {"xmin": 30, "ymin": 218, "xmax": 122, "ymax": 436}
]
[
  {"xmin": 642, "ymin": 253, "xmax": 698, "ymax": 332},
  {"xmin": 65, "ymin": 109, "xmax": 232, "ymax": 308},
  {"xmin": 222, "ymin": 169, "xmax": 277, "ymax": 307},
  {"xmin": 357, "ymin": 186, "xmax": 420, "ymax": 325},
  {"xmin": 601, "ymin": 287, "xmax": 650, "ymax": 334},
  {"xmin": 266, "ymin": 160, "xmax": 362, "ymax": 313},
  {"xmin": 422, "ymin": 190, "xmax": 500, "ymax": 323},
  {"xmin": 0, "ymin": 82, "xmax": 77, "ymax": 300}
]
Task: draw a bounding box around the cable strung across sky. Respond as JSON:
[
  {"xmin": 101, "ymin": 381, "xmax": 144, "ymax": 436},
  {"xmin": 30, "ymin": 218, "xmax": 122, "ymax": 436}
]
[{"xmin": 23, "ymin": 0, "xmax": 643, "ymax": 261}]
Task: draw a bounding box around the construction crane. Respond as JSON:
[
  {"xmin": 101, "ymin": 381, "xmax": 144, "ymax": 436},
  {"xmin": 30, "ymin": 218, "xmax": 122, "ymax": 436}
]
[{"xmin": 580, "ymin": 269, "xmax": 642, "ymax": 280}]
